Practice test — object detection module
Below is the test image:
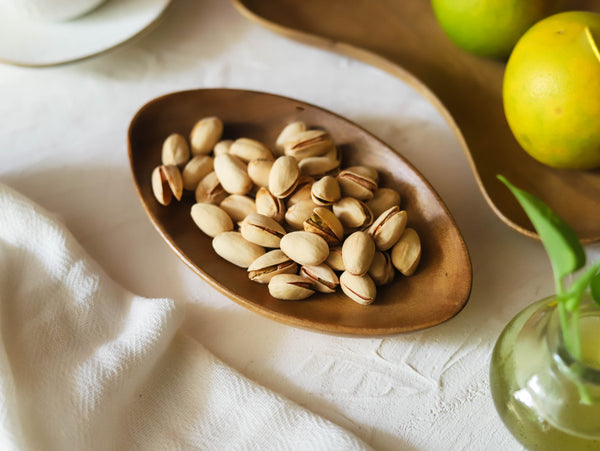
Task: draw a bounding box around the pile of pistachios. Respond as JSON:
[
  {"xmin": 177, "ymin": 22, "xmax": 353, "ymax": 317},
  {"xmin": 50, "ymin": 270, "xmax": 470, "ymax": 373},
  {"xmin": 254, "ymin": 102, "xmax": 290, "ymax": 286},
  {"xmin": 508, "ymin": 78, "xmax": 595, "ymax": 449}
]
[{"xmin": 151, "ymin": 116, "xmax": 421, "ymax": 305}]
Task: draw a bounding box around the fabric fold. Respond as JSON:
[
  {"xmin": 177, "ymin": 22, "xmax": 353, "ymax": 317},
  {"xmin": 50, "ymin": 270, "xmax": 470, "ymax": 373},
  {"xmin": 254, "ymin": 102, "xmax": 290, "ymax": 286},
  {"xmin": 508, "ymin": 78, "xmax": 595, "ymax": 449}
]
[{"xmin": 0, "ymin": 183, "xmax": 369, "ymax": 450}]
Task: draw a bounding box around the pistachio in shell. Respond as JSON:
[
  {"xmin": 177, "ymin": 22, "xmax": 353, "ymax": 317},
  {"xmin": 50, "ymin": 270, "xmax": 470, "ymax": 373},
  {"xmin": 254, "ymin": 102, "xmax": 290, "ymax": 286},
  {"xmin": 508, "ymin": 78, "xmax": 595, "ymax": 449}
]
[
  {"xmin": 247, "ymin": 159, "xmax": 274, "ymax": 188},
  {"xmin": 229, "ymin": 138, "xmax": 274, "ymax": 162},
  {"xmin": 213, "ymin": 139, "xmax": 233, "ymax": 156},
  {"xmin": 190, "ymin": 116, "xmax": 223, "ymax": 155},
  {"xmin": 212, "ymin": 231, "xmax": 265, "ymax": 268},
  {"xmin": 326, "ymin": 247, "xmax": 345, "ymax": 272},
  {"xmin": 340, "ymin": 271, "xmax": 376, "ymax": 305},
  {"xmin": 195, "ymin": 171, "xmax": 227, "ymax": 204},
  {"xmin": 299, "ymin": 156, "xmax": 340, "ymax": 178},
  {"xmin": 300, "ymin": 264, "xmax": 339, "ymax": 293},
  {"xmin": 283, "ymin": 129, "xmax": 335, "ymax": 160},
  {"xmin": 276, "ymin": 121, "xmax": 306, "ymax": 151},
  {"xmin": 255, "ymin": 187, "xmax": 286, "ymax": 223},
  {"xmin": 303, "ymin": 207, "xmax": 344, "ymax": 247},
  {"xmin": 182, "ymin": 155, "xmax": 214, "ymax": 191},
  {"xmin": 368, "ymin": 251, "xmax": 395, "ymax": 286},
  {"xmin": 391, "ymin": 228, "xmax": 421, "ymax": 276},
  {"xmin": 332, "ymin": 197, "xmax": 373, "ymax": 230},
  {"xmin": 240, "ymin": 212, "xmax": 287, "ymax": 248},
  {"xmin": 311, "ymin": 175, "xmax": 341, "ymax": 206},
  {"xmin": 285, "ymin": 199, "xmax": 318, "ymax": 230},
  {"xmin": 268, "ymin": 274, "xmax": 315, "ymax": 300},
  {"xmin": 269, "ymin": 155, "xmax": 300, "ymax": 198},
  {"xmin": 337, "ymin": 166, "xmax": 378, "ymax": 201},
  {"xmin": 342, "ymin": 231, "xmax": 376, "ymax": 276},
  {"xmin": 162, "ymin": 133, "xmax": 190, "ymax": 167},
  {"xmin": 219, "ymin": 194, "xmax": 256, "ymax": 223},
  {"xmin": 367, "ymin": 188, "xmax": 401, "ymax": 219},
  {"xmin": 214, "ymin": 153, "xmax": 253, "ymax": 195},
  {"xmin": 248, "ymin": 250, "xmax": 297, "ymax": 284},
  {"xmin": 152, "ymin": 165, "xmax": 183, "ymax": 206},
  {"xmin": 191, "ymin": 203, "xmax": 234, "ymax": 238},
  {"xmin": 368, "ymin": 206, "xmax": 408, "ymax": 251},
  {"xmin": 280, "ymin": 231, "xmax": 329, "ymax": 266}
]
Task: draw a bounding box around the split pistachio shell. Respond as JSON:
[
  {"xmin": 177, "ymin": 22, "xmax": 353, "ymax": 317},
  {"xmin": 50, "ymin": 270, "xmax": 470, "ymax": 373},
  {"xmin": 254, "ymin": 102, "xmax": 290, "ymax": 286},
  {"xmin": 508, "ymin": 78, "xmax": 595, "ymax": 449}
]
[
  {"xmin": 303, "ymin": 207, "xmax": 344, "ymax": 247},
  {"xmin": 212, "ymin": 231, "xmax": 265, "ymax": 268},
  {"xmin": 190, "ymin": 116, "xmax": 223, "ymax": 155},
  {"xmin": 286, "ymin": 177, "xmax": 314, "ymax": 207},
  {"xmin": 255, "ymin": 187, "xmax": 286, "ymax": 223},
  {"xmin": 229, "ymin": 138, "xmax": 274, "ymax": 162},
  {"xmin": 219, "ymin": 194, "xmax": 256, "ymax": 223},
  {"xmin": 284, "ymin": 129, "xmax": 335, "ymax": 160},
  {"xmin": 152, "ymin": 165, "xmax": 183, "ymax": 206},
  {"xmin": 326, "ymin": 247, "xmax": 345, "ymax": 272},
  {"xmin": 367, "ymin": 188, "xmax": 401, "ymax": 219},
  {"xmin": 268, "ymin": 274, "xmax": 315, "ymax": 300},
  {"xmin": 276, "ymin": 121, "xmax": 306, "ymax": 151},
  {"xmin": 214, "ymin": 154, "xmax": 253, "ymax": 195},
  {"xmin": 240, "ymin": 213, "xmax": 287, "ymax": 248},
  {"xmin": 213, "ymin": 139, "xmax": 233, "ymax": 156},
  {"xmin": 285, "ymin": 199, "xmax": 318, "ymax": 230},
  {"xmin": 195, "ymin": 171, "xmax": 227, "ymax": 204},
  {"xmin": 391, "ymin": 228, "xmax": 421, "ymax": 276},
  {"xmin": 247, "ymin": 159, "xmax": 274, "ymax": 188},
  {"xmin": 337, "ymin": 166, "xmax": 378, "ymax": 201},
  {"xmin": 182, "ymin": 155, "xmax": 214, "ymax": 191},
  {"xmin": 300, "ymin": 264, "xmax": 339, "ymax": 293},
  {"xmin": 269, "ymin": 156, "xmax": 300, "ymax": 198},
  {"xmin": 368, "ymin": 251, "xmax": 395, "ymax": 286},
  {"xmin": 162, "ymin": 133, "xmax": 190, "ymax": 167},
  {"xmin": 368, "ymin": 206, "xmax": 408, "ymax": 251},
  {"xmin": 342, "ymin": 231, "xmax": 376, "ymax": 276},
  {"xmin": 332, "ymin": 197, "xmax": 373, "ymax": 230},
  {"xmin": 280, "ymin": 231, "xmax": 329, "ymax": 266},
  {"xmin": 299, "ymin": 156, "xmax": 340, "ymax": 178},
  {"xmin": 248, "ymin": 250, "xmax": 297, "ymax": 283},
  {"xmin": 311, "ymin": 175, "xmax": 341, "ymax": 206},
  {"xmin": 340, "ymin": 272, "xmax": 376, "ymax": 305},
  {"xmin": 191, "ymin": 203, "xmax": 233, "ymax": 238}
]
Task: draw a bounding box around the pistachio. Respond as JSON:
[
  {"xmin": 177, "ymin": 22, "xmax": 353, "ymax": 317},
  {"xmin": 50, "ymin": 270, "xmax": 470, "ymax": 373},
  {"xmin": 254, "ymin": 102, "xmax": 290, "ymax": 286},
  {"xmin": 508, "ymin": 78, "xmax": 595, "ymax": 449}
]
[
  {"xmin": 340, "ymin": 272, "xmax": 376, "ymax": 305},
  {"xmin": 286, "ymin": 176, "xmax": 314, "ymax": 207},
  {"xmin": 285, "ymin": 199, "xmax": 318, "ymax": 230},
  {"xmin": 300, "ymin": 264, "xmax": 339, "ymax": 293},
  {"xmin": 214, "ymin": 154, "xmax": 253, "ymax": 195},
  {"xmin": 303, "ymin": 207, "xmax": 344, "ymax": 247},
  {"xmin": 229, "ymin": 138, "xmax": 274, "ymax": 162},
  {"xmin": 311, "ymin": 175, "xmax": 341, "ymax": 206},
  {"xmin": 255, "ymin": 187, "xmax": 286, "ymax": 223},
  {"xmin": 248, "ymin": 249, "xmax": 297, "ymax": 284},
  {"xmin": 240, "ymin": 213, "xmax": 287, "ymax": 248},
  {"xmin": 299, "ymin": 156, "xmax": 340, "ymax": 178},
  {"xmin": 280, "ymin": 231, "xmax": 329, "ymax": 266},
  {"xmin": 213, "ymin": 139, "xmax": 233, "ymax": 156},
  {"xmin": 276, "ymin": 121, "xmax": 306, "ymax": 151},
  {"xmin": 368, "ymin": 251, "xmax": 395, "ymax": 286},
  {"xmin": 342, "ymin": 231, "xmax": 376, "ymax": 276},
  {"xmin": 326, "ymin": 247, "xmax": 345, "ymax": 272},
  {"xmin": 247, "ymin": 159, "xmax": 274, "ymax": 188},
  {"xmin": 284, "ymin": 129, "xmax": 335, "ymax": 160},
  {"xmin": 269, "ymin": 156, "xmax": 300, "ymax": 198},
  {"xmin": 322, "ymin": 145, "xmax": 340, "ymax": 161},
  {"xmin": 195, "ymin": 171, "xmax": 227, "ymax": 204},
  {"xmin": 391, "ymin": 228, "xmax": 421, "ymax": 276},
  {"xmin": 191, "ymin": 203, "xmax": 234, "ymax": 238},
  {"xmin": 152, "ymin": 165, "xmax": 183, "ymax": 206},
  {"xmin": 367, "ymin": 188, "xmax": 401, "ymax": 219},
  {"xmin": 162, "ymin": 133, "xmax": 190, "ymax": 167},
  {"xmin": 212, "ymin": 231, "xmax": 265, "ymax": 268},
  {"xmin": 268, "ymin": 274, "xmax": 315, "ymax": 300},
  {"xmin": 190, "ymin": 116, "xmax": 223, "ymax": 155},
  {"xmin": 337, "ymin": 166, "xmax": 378, "ymax": 201},
  {"xmin": 219, "ymin": 194, "xmax": 256, "ymax": 223},
  {"xmin": 182, "ymin": 155, "xmax": 214, "ymax": 191},
  {"xmin": 368, "ymin": 206, "xmax": 408, "ymax": 251},
  {"xmin": 332, "ymin": 197, "xmax": 373, "ymax": 230}
]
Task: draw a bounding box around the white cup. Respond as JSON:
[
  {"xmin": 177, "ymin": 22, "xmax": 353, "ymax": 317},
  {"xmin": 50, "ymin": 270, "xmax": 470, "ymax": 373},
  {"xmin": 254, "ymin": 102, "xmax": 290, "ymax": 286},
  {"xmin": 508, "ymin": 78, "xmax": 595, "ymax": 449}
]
[{"xmin": 0, "ymin": 0, "xmax": 107, "ymax": 22}]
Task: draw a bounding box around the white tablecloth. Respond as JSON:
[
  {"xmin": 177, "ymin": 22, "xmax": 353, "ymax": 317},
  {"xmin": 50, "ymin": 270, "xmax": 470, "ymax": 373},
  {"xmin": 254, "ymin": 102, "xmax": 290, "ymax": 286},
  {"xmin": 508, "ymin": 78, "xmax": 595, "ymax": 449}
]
[{"xmin": 2, "ymin": 0, "xmax": 597, "ymax": 449}]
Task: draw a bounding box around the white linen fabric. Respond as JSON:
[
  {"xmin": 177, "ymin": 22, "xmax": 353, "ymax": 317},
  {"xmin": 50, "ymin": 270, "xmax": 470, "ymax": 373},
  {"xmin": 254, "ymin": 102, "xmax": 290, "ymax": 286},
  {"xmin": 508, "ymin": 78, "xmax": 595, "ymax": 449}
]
[{"xmin": 0, "ymin": 183, "xmax": 370, "ymax": 451}]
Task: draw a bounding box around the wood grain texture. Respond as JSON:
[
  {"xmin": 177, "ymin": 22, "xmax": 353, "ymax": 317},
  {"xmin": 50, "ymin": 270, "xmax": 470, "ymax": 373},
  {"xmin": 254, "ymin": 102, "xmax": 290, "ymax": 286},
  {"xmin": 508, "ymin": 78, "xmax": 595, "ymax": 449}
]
[
  {"xmin": 128, "ymin": 89, "xmax": 472, "ymax": 335},
  {"xmin": 233, "ymin": 0, "xmax": 600, "ymax": 242}
]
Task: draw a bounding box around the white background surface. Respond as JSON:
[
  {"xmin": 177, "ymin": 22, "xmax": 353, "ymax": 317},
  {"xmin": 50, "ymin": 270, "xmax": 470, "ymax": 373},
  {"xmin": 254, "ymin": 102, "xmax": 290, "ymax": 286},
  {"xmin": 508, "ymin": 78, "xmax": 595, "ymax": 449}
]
[{"xmin": 2, "ymin": 0, "xmax": 598, "ymax": 449}]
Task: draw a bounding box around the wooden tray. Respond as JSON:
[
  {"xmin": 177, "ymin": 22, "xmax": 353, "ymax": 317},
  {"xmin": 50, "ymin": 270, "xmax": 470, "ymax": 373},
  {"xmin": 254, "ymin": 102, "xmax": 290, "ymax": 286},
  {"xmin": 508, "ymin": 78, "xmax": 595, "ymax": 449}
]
[{"xmin": 233, "ymin": 0, "xmax": 600, "ymax": 243}]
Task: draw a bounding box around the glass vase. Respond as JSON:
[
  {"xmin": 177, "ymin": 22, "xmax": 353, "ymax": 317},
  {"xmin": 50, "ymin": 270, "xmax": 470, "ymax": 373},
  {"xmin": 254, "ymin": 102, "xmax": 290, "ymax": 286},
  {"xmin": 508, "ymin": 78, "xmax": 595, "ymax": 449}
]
[{"xmin": 490, "ymin": 292, "xmax": 600, "ymax": 450}]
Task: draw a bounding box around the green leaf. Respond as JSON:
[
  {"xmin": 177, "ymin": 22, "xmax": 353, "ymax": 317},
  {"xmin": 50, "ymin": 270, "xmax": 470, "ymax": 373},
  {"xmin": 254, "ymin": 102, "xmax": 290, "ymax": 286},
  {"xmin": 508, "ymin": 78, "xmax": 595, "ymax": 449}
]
[
  {"xmin": 498, "ymin": 176, "xmax": 586, "ymax": 281},
  {"xmin": 591, "ymin": 271, "xmax": 600, "ymax": 306}
]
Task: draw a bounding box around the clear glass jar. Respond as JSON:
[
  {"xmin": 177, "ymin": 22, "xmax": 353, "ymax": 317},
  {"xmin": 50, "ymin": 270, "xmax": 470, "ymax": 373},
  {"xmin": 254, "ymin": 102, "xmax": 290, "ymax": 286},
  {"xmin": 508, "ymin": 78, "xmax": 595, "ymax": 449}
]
[{"xmin": 490, "ymin": 292, "xmax": 600, "ymax": 450}]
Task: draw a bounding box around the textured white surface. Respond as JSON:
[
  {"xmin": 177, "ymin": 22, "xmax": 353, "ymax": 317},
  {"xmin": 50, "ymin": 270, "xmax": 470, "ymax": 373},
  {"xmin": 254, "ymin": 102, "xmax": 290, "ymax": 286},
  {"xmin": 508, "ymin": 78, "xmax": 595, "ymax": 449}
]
[{"xmin": 1, "ymin": 0, "xmax": 598, "ymax": 449}]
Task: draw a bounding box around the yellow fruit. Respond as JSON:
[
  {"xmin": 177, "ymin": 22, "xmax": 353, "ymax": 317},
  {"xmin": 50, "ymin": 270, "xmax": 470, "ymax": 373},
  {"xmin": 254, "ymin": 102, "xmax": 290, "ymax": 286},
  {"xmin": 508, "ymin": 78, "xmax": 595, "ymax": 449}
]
[
  {"xmin": 503, "ymin": 11, "xmax": 600, "ymax": 170},
  {"xmin": 431, "ymin": 0, "xmax": 562, "ymax": 58}
]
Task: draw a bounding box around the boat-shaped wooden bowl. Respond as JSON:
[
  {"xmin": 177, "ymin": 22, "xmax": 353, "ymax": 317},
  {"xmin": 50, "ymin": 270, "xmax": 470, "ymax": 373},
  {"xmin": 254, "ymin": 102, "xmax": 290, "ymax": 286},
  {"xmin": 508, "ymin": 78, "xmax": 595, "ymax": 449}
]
[
  {"xmin": 232, "ymin": 0, "xmax": 600, "ymax": 243},
  {"xmin": 128, "ymin": 89, "xmax": 472, "ymax": 335}
]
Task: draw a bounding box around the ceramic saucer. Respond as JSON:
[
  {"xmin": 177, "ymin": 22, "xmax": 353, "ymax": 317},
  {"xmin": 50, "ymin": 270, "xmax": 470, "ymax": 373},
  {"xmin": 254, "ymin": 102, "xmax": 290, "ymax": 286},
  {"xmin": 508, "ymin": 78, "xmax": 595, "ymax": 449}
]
[{"xmin": 0, "ymin": 0, "xmax": 171, "ymax": 67}]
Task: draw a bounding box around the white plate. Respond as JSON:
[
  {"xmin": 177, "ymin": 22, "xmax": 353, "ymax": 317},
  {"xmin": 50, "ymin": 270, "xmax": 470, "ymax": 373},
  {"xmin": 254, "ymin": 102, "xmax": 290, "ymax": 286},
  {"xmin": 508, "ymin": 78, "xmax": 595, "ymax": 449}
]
[{"xmin": 0, "ymin": 0, "xmax": 171, "ymax": 67}]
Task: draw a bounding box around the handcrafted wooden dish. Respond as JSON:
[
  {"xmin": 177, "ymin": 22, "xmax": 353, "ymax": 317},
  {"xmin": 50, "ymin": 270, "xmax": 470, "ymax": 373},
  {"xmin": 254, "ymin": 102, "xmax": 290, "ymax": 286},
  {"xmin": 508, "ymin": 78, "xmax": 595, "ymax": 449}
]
[
  {"xmin": 128, "ymin": 89, "xmax": 472, "ymax": 335},
  {"xmin": 232, "ymin": 0, "xmax": 600, "ymax": 243}
]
